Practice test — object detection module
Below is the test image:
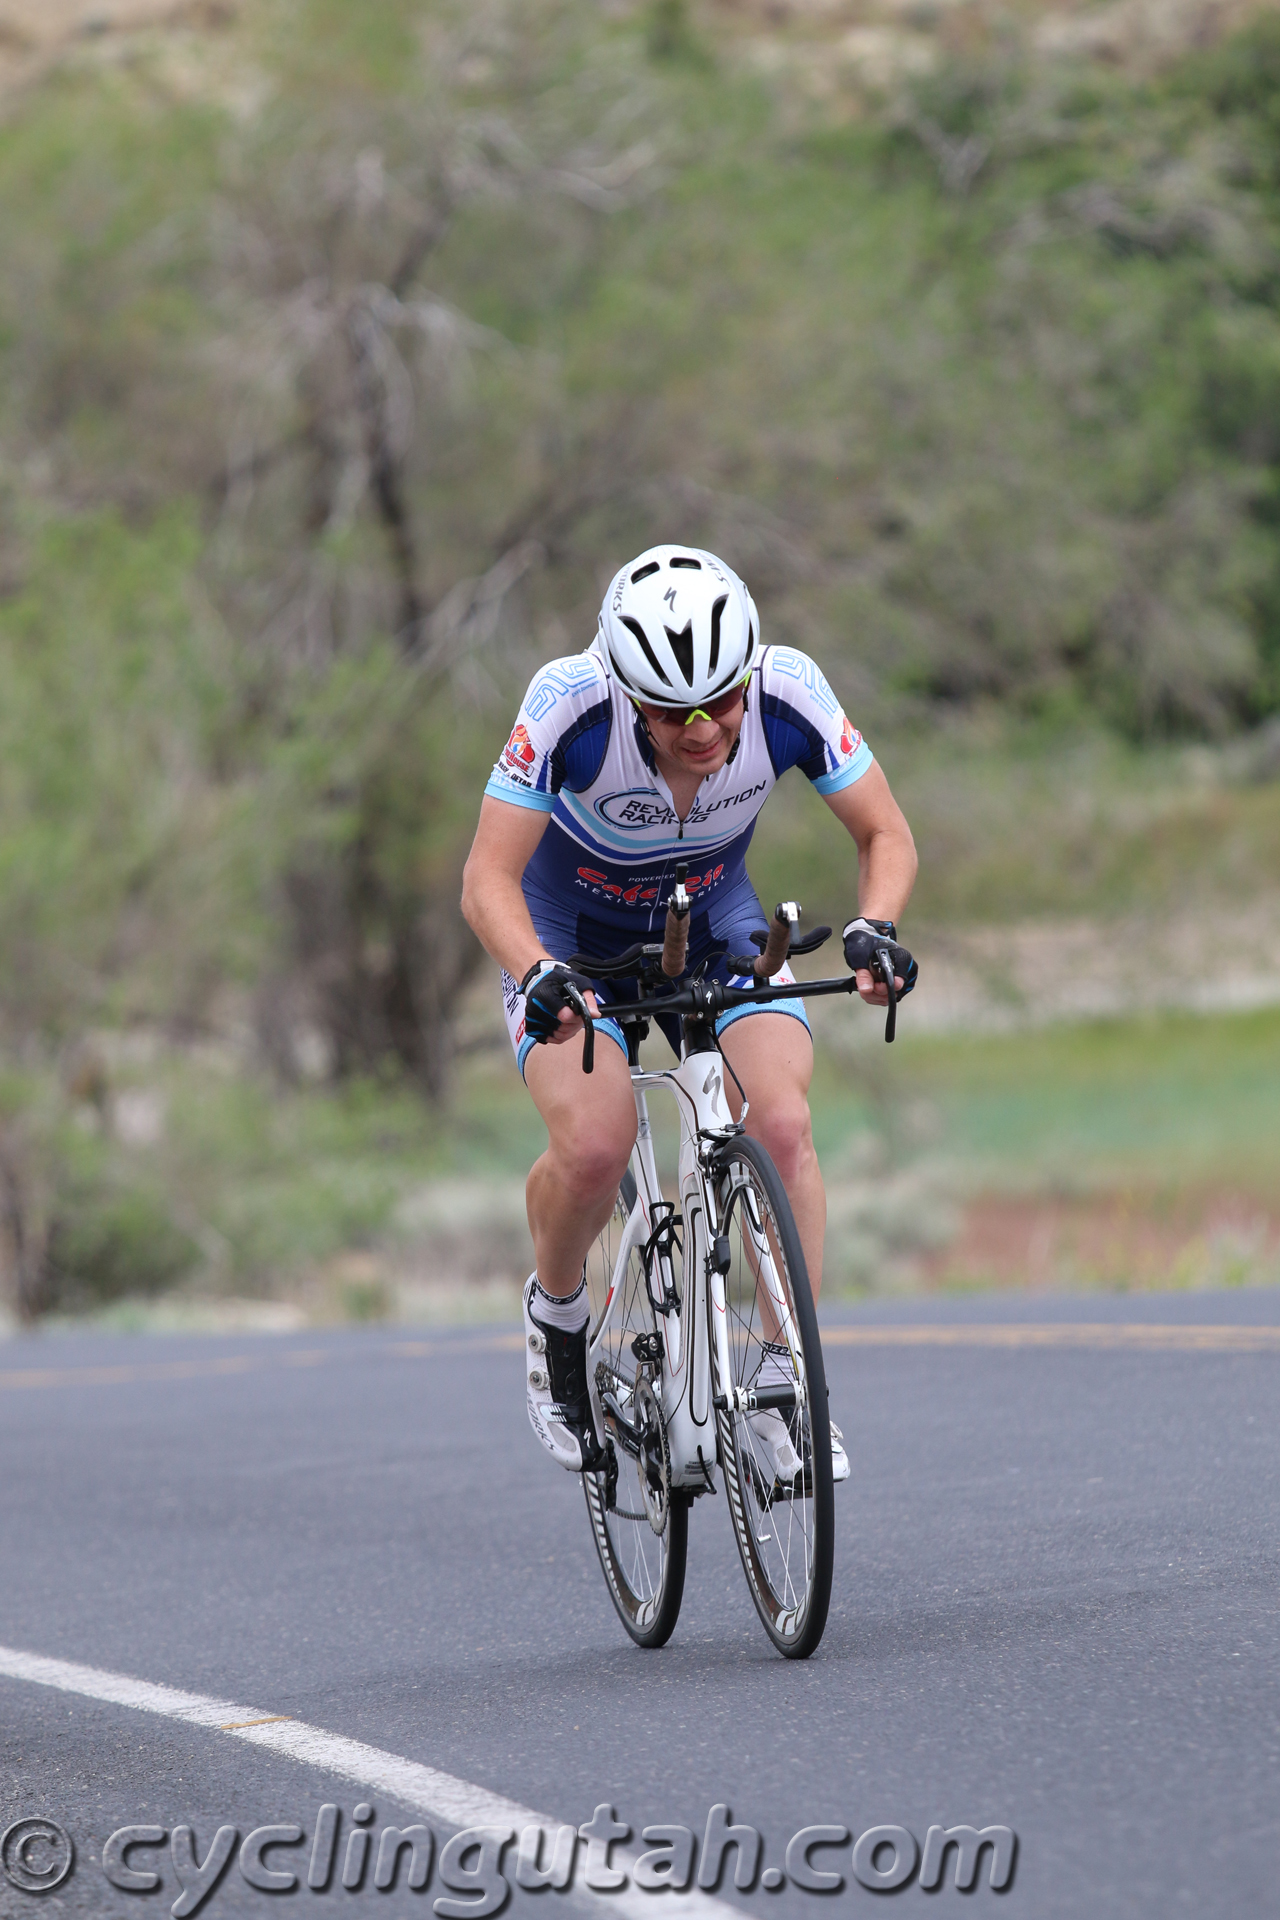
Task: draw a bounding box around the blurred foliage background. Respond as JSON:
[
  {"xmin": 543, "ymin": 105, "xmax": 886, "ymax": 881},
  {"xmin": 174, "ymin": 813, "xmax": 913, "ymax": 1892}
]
[{"xmin": 2, "ymin": 0, "xmax": 1280, "ymax": 1322}]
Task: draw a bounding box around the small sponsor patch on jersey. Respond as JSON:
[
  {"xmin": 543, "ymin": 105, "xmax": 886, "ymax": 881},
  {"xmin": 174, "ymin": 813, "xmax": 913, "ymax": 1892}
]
[
  {"xmin": 839, "ymin": 714, "xmax": 862, "ymax": 758},
  {"xmin": 502, "ymin": 722, "xmax": 536, "ymax": 773}
]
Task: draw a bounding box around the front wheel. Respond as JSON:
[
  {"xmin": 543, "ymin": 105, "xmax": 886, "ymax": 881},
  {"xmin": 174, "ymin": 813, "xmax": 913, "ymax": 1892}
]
[
  {"xmin": 708, "ymin": 1136, "xmax": 834, "ymax": 1659},
  {"xmin": 582, "ymin": 1168, "xmax": 689, "ymax": 1649}
]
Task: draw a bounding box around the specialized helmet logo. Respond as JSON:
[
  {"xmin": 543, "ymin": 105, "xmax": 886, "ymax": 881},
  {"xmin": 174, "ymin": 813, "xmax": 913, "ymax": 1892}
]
[{"xmin": 596, "ymin": 544, "xmax": 758, "ymax": 710}]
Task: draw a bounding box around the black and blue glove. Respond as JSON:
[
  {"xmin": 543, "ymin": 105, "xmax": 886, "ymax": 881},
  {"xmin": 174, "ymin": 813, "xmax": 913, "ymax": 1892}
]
[
  {"xmin": 842, "ymin": 917, "xmax": 918, "ymax": 996},
  {"xmin": 520, "ymin": 960, "xmax": 595, "ymax": 1041}
]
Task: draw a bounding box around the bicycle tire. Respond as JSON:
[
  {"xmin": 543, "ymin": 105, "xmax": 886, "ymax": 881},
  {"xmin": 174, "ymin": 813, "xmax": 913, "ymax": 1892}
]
[
  {"xmin": 582, "ymin": 1167, "xmax": 689, "ymax": 1649},
  {"xmin": 707, "ymin": 1136, "xmax": 834, "ymax": 1658}
]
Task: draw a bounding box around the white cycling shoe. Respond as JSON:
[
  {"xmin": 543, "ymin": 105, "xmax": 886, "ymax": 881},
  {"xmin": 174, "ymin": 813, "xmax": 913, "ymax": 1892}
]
[
  {"xmin": 522, "ymin": 1274, "xmax": 605, "ymax": 1473},
  {"xmin": 747, "ymin": 1410, "xmax": 851, "ymax": 1486},
  {"xmin": 755, "ymin": 1341, "xmax": 850, "ymax": 1484},
  {"xmin": 746, "ymin": 1408, "xmax": 804, "ymax": 1485}
]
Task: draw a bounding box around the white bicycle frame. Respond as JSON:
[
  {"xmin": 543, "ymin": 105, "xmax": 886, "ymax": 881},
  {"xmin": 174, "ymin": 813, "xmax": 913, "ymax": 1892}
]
[{"xmin": 586, "ymin": 1042, "xmax": 809, "ymax": 1493}]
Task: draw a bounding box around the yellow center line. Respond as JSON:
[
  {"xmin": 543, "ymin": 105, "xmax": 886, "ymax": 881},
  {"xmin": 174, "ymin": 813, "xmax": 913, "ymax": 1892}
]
[
  {"xmin": 0, "ymin": 1331, "xmax": 525, "ymax": 1392},
  {"xmin": 219, "ymin": 1715, "xmax": 293, "ymax": 1730},
  {"xmin": 3, "ymin": 1323, "xmax": 1272, "ymax": 1392},
  {"xmin": 0, "ymin": 1356, "xmax": 266, "ymax": 1391},
  {"xmin": 821, "ymin": 1323, "xmax": 1280, "ymax": 1352},
  {"xmin": 388, "ymin": 1333, "xmax": 525, "ymax": 1359}
]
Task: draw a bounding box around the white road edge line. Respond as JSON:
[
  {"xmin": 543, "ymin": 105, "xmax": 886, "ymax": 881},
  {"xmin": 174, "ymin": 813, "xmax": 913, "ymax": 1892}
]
[{"xmin": 0, "ymin": 1644, "xmax": 732, "ymax": 1918}]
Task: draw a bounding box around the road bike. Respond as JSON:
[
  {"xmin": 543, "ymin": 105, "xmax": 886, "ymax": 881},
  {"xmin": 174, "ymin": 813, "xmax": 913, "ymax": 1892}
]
[{"xmin": 555, "ymin": 872, "xmax": 899, "ymax": 1661}]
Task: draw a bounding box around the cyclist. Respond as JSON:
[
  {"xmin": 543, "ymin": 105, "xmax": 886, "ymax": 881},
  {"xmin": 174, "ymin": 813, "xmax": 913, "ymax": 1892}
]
[{"xmin": 461, "ymin": 544, "xmax": 917, "ymax": 1486}]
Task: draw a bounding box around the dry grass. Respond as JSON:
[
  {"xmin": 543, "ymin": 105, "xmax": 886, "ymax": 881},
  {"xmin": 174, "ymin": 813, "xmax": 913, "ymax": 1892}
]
[
  {"xmin": 5, "ymin": 0, "xmax": 1278, "ymax": 110},
  {"xmin": 698, "ymin": 0, "xmax": 1280, "ymax": 98}
]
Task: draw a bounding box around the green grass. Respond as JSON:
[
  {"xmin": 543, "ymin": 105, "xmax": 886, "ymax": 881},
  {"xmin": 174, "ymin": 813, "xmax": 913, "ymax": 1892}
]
[
  {"xmin": 21, "ymin": 996, "xmax": 1278, "ymax": 1318},
  {"xmin": 808, "ymin": 1003, "xmax": 1280, "ymax": 1198}
]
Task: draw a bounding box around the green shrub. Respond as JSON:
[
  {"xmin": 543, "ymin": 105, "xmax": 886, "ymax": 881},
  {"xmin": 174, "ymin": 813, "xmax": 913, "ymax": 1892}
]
[{"xmin": 45, "ymin": 1174, "xmax": 199, "ymax": 1308}]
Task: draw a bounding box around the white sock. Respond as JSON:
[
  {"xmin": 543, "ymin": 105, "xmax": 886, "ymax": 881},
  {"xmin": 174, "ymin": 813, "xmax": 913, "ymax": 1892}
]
[
  {"xmin": 758, "ymin": 1344, "xmax": 794, "ymax": 1390},
  {"xmin": 531, "ymin": 1275, "xmax": 590, "ymax": 1333}
]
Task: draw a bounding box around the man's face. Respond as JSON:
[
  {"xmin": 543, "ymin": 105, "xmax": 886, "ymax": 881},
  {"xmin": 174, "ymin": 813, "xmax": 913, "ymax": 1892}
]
[{"xmin": 636, "ymin": 688, "xmax": 746, "ymax": 777}]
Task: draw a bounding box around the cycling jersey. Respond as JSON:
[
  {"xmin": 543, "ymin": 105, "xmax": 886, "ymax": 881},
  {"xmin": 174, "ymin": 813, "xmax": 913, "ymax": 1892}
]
[{"xmin": 485, "ymin": 641, "xmax": 873, "ymax": 933}]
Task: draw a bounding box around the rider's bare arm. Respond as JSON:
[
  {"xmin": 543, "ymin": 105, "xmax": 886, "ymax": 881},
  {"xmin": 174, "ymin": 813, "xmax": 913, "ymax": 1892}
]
[
  {"xmin": 460, "ymin": 798, "xmax": 597, "ymax": 1042},
  {"xmin": 822, "ymin": 763, "xmax": 918, "ymax": 1007}
]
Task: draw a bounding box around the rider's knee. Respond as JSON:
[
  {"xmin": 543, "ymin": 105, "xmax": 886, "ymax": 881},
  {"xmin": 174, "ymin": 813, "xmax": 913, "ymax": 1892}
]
[
  {"xmin": 752, "ymin": 1095, "xmax": 814, "ymax": 1176},
  {"xmin": 550, "ymin": 1115, "xmax": 634, "ymax": 1205}
]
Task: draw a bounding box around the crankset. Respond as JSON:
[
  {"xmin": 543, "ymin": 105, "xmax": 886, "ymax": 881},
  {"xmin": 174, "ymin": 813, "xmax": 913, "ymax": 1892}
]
[
  {"xmin": 595, "ymin": 1360, "xmax": 672, "ymax": 1534},
  {"xmin": 632, "ymin": 1375, "xmax": 672, "ymax": 1538}
]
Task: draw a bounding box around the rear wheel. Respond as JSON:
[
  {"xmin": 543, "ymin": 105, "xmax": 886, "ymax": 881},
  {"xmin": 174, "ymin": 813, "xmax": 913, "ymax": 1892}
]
[
  {"xmin": 708, "ymin": 1136, "xmax": 833, "ymax": 1659},
  {"xmin": 582, "ymin": 1167, "xmax": 688, "ymax": 1649}
]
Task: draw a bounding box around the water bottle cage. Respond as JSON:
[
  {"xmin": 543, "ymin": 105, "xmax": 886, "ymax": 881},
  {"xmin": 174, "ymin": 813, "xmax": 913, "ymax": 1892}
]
[{"xmin": 639, "ymin": 1202, "xmax": 682, "ymax": 1317}]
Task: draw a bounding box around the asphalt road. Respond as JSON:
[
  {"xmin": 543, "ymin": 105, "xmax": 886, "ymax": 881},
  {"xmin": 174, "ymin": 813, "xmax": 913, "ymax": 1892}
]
[{"xmin": 2, "ymin": 1289, "xmax": 1278, "ymax": 1918}]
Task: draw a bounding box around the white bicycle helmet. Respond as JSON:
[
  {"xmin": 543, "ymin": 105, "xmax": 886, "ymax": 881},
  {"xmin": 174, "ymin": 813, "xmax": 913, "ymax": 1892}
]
[{"xmin": 597, "ymin": 544, "xmax": 759, "ymax": 708}]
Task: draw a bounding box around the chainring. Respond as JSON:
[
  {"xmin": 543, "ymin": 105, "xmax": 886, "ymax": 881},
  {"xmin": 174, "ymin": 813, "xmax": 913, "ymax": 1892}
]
[{"xmin": 633, "ymin": 1376, "xmax": 671, "ymax": 1537}]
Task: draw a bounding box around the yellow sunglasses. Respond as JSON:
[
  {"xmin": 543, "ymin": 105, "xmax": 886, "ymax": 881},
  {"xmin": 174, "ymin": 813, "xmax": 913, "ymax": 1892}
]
[{"xmin": 631, "ymin": 679, "xmax": 749, "ymax": 728}]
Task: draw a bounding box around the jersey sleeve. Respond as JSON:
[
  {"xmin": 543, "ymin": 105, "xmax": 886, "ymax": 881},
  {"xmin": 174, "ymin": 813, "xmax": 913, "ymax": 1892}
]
[
  {"xmin": 757, "ymin": 647, "xmax": 874, "ymax": 795},
  {"xmin": 484, "ymin": 654, "xmax": 614, "ymax": 813}
]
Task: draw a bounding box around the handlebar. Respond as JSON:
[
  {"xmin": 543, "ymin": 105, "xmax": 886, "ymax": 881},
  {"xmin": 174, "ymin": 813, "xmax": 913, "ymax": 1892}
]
[
  {"xmin": 561, "ymin": 955, "xmax": 904, "ymax": 1072},
  {"xmin": 752, "ymin": 901, "xmax": 797, "ymax": 980},
  {"xmin": 662, "ymin": 864, "xmax": 691, "ymax": 978},
  {"xmin": 559, "ymin": 886, "xmax": 904, "ymax": 1071}
]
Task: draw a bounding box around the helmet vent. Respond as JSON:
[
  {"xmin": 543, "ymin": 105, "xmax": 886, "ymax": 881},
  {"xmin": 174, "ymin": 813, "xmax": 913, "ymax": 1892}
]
[
  {"xmin": 630, "ymin": 561, "xmax": 660, "ymax": 584},
  {"xmin": 706, "ymin": 662, "xmax": 745, "ymax": 699},
  {"xmin": 708, "ymin": 594, "xmax": 727, "ymax": 675},
  {"xmin": 664, "ymin": 618, "xmax": 695, "ymax": 684},
  {"xmin": 620, "ymin": 615, "xmax": 672, "ymax": 687},
  {"xmin": 669, "ymin": 555, "xmax": 701, "ymax": 569}
]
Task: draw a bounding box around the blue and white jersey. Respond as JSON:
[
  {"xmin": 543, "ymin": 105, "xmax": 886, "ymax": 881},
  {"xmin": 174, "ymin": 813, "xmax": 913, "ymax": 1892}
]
[{"xmin": 484, "ymin": 641, "xmax": 873, "ymax": 931}]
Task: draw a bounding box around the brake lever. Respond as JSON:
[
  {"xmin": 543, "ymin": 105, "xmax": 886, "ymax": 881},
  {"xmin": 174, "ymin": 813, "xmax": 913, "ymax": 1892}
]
[
  {"xmin": 874, "ymin": 947, "xmax": 898, "ymax": 1044},
  {"xmin": 565, "ymin": 984, "xmax": 595, "ymax": 1073}
]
